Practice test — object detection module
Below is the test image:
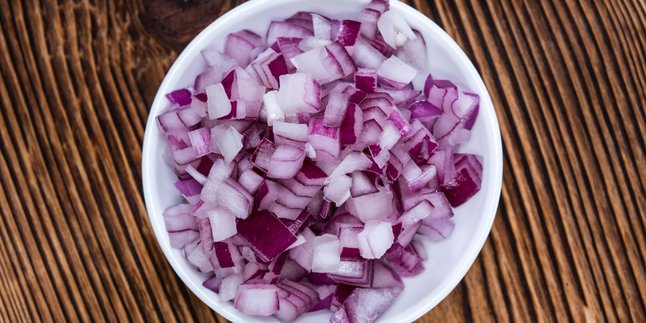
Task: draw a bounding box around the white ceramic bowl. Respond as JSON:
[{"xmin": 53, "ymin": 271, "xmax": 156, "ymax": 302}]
[{"xmin": 142, "ymin": 0, "xmax": 503, "ymax": 322}]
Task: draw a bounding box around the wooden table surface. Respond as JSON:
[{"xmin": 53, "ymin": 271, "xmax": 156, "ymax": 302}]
[{"xmin": 0, "ymin": 0, "xmax": 644, "ymax": 322}]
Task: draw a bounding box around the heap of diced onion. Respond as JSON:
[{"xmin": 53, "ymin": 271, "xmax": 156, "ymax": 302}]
[{"xmin": 158, "ymin": 1, "xmax": 483, "ymax": 322}]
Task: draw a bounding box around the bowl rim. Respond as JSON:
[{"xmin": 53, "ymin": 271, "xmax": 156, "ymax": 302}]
[{"xmin": 142, "ymin": 0, "xmax": 503, "ymax": 322}]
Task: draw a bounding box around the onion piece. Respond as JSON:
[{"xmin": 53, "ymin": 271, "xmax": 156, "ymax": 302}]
[
  {"xmin": 292, "ymin": 46, "xmax": 343, "ymax": 84},
  {"xmin": 325, "ymin": 42, "xmax": 357, "ymax": 77},
  {"xmin": 352, "ymin": 37, "xmax": 386, "ymax": 69},
  {"xmin": 275, "ymin": 37, "xmax": 304, "ymax": 71},
  {"xmin": 201, "ymin": 47, "xmax": 237, "ymax": 69},
  {"xmin": 187, "ymin": 246, "xmax": 213, "ymax": 273},
  {"xmin": 277, "ymin": 73, "xmax": 321, "ymax": 115},
  {"xmin": 339, "ymin": 103, "xmax": 363, "ymax": 146},
  {"xmin": 219, "ymin": 274, "xmax": 243, "ymax": 302},
  {"xmin": 207, "ymin": 208, "xmax": 238, "ymax": 242},
  {"xmin": 166, "ymin": 88, "xmax": 192, "ymax": 106},
  {"xmin": 267, "ymin": 145, "xmax": 306, "ymax": 179},
  {"xmin": 377, "ymin": 56, "xmax": 417, "ymax": 89},
  {"xmin": 366, "ymin": 0, "xmax": 389, "ymax": 13},
  {"xmin": 326, "ymin": 152, "xmax": 372, "ymax": 182},
  {"xmin": 312, "ymin": 14, "xmax": 332, "ymax": 40},
  {"xmin": 323, "ymin": 93, "xmax": 350, "ymax": 128},
  {"xmin": 324, "ymin": 174, "xmax": 352, "ymax": 206},
  {"xmin": 377, "ymin": 10, "xmax": 416, "ymax": 48},
  {"xmin": 206, "ymin": 83, "xmax": 231, "ymax": 120},
  {"xmin": 273, "ymin": 121, "xmax": 309, "ymax": 142},
  {"xmin": 332, "ymin": 20, "xmax": 361, "ymax": 46},
  {"xmin": 354, "ymin": 69, "xmax": 378, "ymax": 93},
  {"xmin": 225, "ymin": 30, "xmax": 264, "ymax": 67},
  {"xmin": 237, "ymin": 210, "xmax": 298, "ymax": 262},
  {"xmin": 358, "ymin": 7, "xmax": 381, "ymax": 39},
  {"xmin": 188, "ymin": 128, "xmax": 211, "ymax": 157},
  {"xmin": 308, "ymin": 116, "xmax": 341, "ymax": 158},
  {"xmin": 235, "ymin": 284, "xmax": 280, "ymax": 316},
  {"xmin": 384, "ymin": 243, "xmax": 424, "ymax": 277},
  {"xmin": 357, "ymin": 220, "xmax": 394, "ymax": 259},
  {"xmin": 441, "ymin": 154, "xmax": 483, "ymax": 206},
  {"xmin": 311, "ymin": 234, "xmax": 342, "ymax": 273},
  {"xmin": 345, "ymin": 188, "xmax": 393, "ymax": 223},
  {"xmin": 211, "ymin": 125, "xmax": 243, "ymax": 163},
  {"xmin": 267, "ymin": 21, "xmax": 314, "ymax": 44},
  {"xmin": 396, "ymin": 30, "xmax": 426, "ymax": 70}
]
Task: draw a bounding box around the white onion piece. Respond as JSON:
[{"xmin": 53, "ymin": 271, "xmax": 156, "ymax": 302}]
[
  {"xmin": 411, "ymin": 239, "xmax": 428, "ymax": 260},
  {"xmin": 400, "ymin": 200, "xmax": 433, "ymax": 227},
  {"xmin": 379, "ymin": 122, "xmax": 402, "ymax": 150},
  {"xmin": 357, "ymin": 220, "xmax": 394, "ymax": 259},
  {"xmin": 206, "ymin": 83, "xmax": 231, "ymax": 119},
  {"xmin": 402, "ymin": 160, "xmax": 423, "ymax": 182},
  {"xmin": 312, "ymin": 14, "xmax": 332, "ymax": 40},
  {"xmin": 234, "ymin": 284, "xmax": 280, "ymax": 316},
  {"xmin": 219, "ymin": 274, "xmax": 243, "ymax": 302},
  {"xmin": 186, "ymin": 248, "xmax": 213, "ymax": 273},
  {"xmin": 184, "ymin": 165, "xmax": 207, "ymax": 184},
  {"xmin": 324, "ymin": 174, "xmax": 352, "ymax": 205},
  {"xmin": 377, "ymin": 56, "xmax": 417, "ymax": 89},
  {"xmin": 208, "ymin": 208, "xmax": 238, "ymax": 241},
  {"xmin": 289, "ymin": 238, "xmax": 315, "ymax": 271},
  {"xmin": 304, "ymin": 142, "xmax": 317, "ymax": 159},
  {"xmin": 261, "ymin": 90, "xmax": 285, "ymax": 125},
  {"xmin": 299, "ymin": 36, "xmax": 332, "ymax": 51},
  {"xmin": 352, "ymin": 37, "xmax": 386, "ymax": 69},
  {"xmin": 277, "ymin": 73, "xmax": 321, "ymax": 115},
  {"xmin": 311, "ymin": 234, "xmax": 341, "ymax": 273},
  {"xmin": 326, "ymin": 152, "xmax": 372, "ymax": 184},
  {"xmin": 214, "ymin": 180, "xmax": 252, "ymax": 219},
  {"xmin": 377, "ymin": 10, "xmax": 416, "ymax": 48},
  {"xmin": 286, "ymin": 234, "xmax": 307, "ymax": 251},
  {"xmin": 267, "ymin": 145, "xmax": 306, "ymax": 179},
  {"xmin": 396, "ymin": 30, "xmax": 427, "ymax": 70},
  {"xmin": 211, "ymin": 125, "xmax": 243, "ymax": 163},
  {"xmin": 345, "ymin": 189, "xmax": 393, "ymax": 223},
  {"xmin": 292, "ymin": 47, "xmax": 340, "ymax": 84},
  {"xmin": 208, "ymin": 158, "xmax": 234, "ymax": 181},
  {"xmin": 238, "ymin": 169, "xmax": 264, "ymax": 194},
  {"xmin": 273, "ymin": 121, "xmax": 309, "ymax": 142}
]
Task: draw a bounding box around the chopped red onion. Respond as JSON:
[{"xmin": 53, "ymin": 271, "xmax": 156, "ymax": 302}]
[
  {"xmin": 312, "ymin": 14, "xmax": 332, "ymax": 40},
  {"xmin": 354, "ymin": 69, "xmax": 378, "ymax": 93},
  {"xmin": 333, "ymin": 20, "xmax": 361, "ymax": 46},
  {"xmin": 211, "ymin": 125, "xmax": 243, "ymax": 163},
  {"xmin": 235, "ymin": 284, "xmax": 280, "ymax": 316},
  {"xmin": 225, "ymin": 30, "xmax": 264, "ymax": 67},
  {"xmin": 267, "ymin": 21, "xmax": 314, "ymax": 44},
  {"xmin": 207, "ymin": 208, "xmax": 238, "ymax": 241},
  {"xmin": 323, "ymin": 93, "xmax": 350, "ymax": 127},
  {"xmin": 166, "ymin": 88, "xmax": 192, "ymax": 106},
  {"xmin": 377, "ymin": 56, "xmax": 417, "ymax": 89},
  {"xmin": 267, "ymin": 145, "xmax": 306, "ymax": 179},
  {"xmin": 377, "ymin": 10, "xmax": 416, "ymax": 48},
  {"xmin": 277, "ymin": 73, "xmax": 321, "ymax": 115},
  {"xmin": 396, "ymin": 30, "xmax": 427, "ymax": 70},
  {"xmin": 345, "ymin": 188, "xmax": 393, "ymax": 223},
  {"xmin": 352, "ymin": 37, "xmax": 387, "ymax": 69},
  {"xmin": 311, "ymin": 234, "xmax": 342, "ymax": 273},
  {"xmin": 158, "ymin": 2, "xmax": 486, "ymax": 321}
]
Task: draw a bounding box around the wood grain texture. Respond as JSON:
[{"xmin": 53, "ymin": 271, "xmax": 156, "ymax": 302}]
[{"xmin": 0, "ymin": 0, "xmax": 643, "ymax": 322}]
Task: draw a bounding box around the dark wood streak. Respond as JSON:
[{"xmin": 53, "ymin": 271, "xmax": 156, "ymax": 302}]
[{"xmin": 0, "ymin": 0, "xmax": 643, "ymax": 322}]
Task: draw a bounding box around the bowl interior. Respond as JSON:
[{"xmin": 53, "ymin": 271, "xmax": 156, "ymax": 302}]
[{"xmin": 142, "ymin": 0, "xmax": 503, "ymax": 322}]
